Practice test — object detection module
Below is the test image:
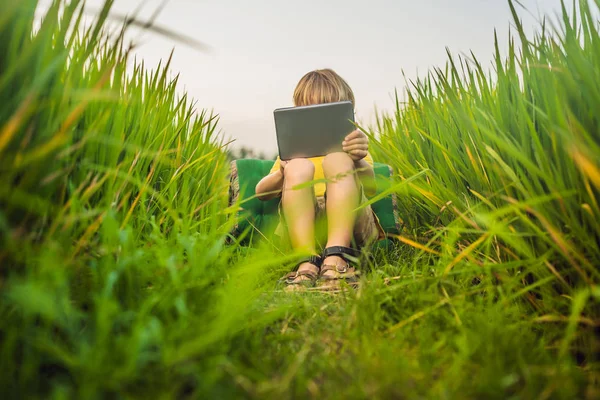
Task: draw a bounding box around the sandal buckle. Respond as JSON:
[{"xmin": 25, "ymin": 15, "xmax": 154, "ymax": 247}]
[
  {"xmin": 285, "ymin": 271, "xmax": 299, "ymax": 283},
  {"xmin": 336, "ymin": 264, "xmax": 348, "ymax": 273}
]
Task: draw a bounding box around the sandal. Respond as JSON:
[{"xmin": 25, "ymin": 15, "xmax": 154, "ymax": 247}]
[
  {"xmin": 319, "ymin": 246, "xmax": 361, "ymax": 285},
  {"xmin": 281, "ymin": 255, "xmax": 323, "ymax": 289}
]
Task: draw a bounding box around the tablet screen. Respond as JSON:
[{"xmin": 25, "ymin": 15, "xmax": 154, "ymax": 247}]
[{"xmin": 274, "ymin": 101, "xmax": 355, "ymax": 160}]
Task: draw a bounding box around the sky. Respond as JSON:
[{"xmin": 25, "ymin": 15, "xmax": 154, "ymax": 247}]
[{"xmin": 82, "ymin": 0, "xmax": 566, "ymax": 154}]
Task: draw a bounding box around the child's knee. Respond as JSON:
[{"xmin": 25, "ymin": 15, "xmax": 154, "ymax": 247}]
[
  {"xmin": 322, "ymin": 152, "xmax": 354, "ymax": 176},
  {"xmin": 284, "ymin": 158, "xmax": 315, "ymax": 182}
]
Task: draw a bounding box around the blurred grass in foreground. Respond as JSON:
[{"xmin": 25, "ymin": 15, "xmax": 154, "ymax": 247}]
[
  {"xmin": 0, "ymin": 0, "xmax": 598, "ymax": 399},
  {"xmin": 0, "ymin": 0, "xmax": 286, "ymax": 397}
]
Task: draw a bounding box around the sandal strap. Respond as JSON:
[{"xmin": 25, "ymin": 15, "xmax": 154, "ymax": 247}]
[
  {"xmin": 282, "ymin": 255, "xmax": 322, "ymax": 284},
  {"xmin": 303, "ymin": 255, "xmax": 323, "ymax": 268},
  {"xmin": 290, "ymin": 255, "xmax": 323, "ymax": 271},
  {"xmin": 319, "ymin": 265, "xmax": 360, "ymax": 281},
  {"xmin": 321, "ymin": 246, "xmax": 360, "ymax": 263},
  {"xmin": 320, "ymin": 264, "xmax": 351, "ymax": 274},
  {"xmin": 283, "ymin": 269, "xmax": 319, "ymax": 282}
]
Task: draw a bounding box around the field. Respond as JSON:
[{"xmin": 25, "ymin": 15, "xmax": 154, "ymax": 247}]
[{"xmin": 1, "ymin": 0, "xmax": 599, "ymax": 398}]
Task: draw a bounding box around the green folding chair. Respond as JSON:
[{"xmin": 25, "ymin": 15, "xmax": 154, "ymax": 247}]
[{"xmin": 228, "ymin": 159, "xmax": 401, "ymax": 247}]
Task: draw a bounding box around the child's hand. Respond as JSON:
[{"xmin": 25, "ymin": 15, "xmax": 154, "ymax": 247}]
[
  {"xmin": 343, "ymin": 130, "xmax": 369, "ymax": 161},
  {"xmin": 279, "ymin": 160, "xmax": 287, "ymax": 175}
]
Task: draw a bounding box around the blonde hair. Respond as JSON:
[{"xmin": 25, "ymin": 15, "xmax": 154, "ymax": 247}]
[{"xmin": 293, "ymin": 69, "xmax": 355, "ymax": 107}]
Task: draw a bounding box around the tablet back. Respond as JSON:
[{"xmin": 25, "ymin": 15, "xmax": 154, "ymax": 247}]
[{"xmin": 274, "ymin": 101, "xmax": 354, "ymax": 160}]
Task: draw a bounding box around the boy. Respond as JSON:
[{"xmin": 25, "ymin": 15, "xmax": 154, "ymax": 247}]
[{"xmin": 255, "ymin": 69, "xmax": 383, "ymax": 288}]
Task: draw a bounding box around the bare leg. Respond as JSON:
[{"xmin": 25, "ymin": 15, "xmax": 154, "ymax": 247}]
[
  {"xmin": 282, "ymin": 159, "xmax": 318, "ymax": 280},
  {"xmin": 321, "ymin": 152, "xmax": 360, "ymax": 276}
]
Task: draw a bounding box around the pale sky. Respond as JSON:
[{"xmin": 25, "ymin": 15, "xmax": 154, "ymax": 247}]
[{"xmin": 84, "ymin": 0, "xmax": 565, "ymax": 154}]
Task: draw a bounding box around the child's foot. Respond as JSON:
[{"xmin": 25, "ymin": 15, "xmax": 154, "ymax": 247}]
[
  {"xmin": 289, "ymin": 262, "xmax": 320, "ymax": 283},
  {"xmin": 320, "ymin": 255, "xmax": 347, "ymax": 279},
  {"xmin": 281, "ymin": 255, "xmax": 322, "ymax": 290},
  {"xmin": 319, "ymin": 246, "xmax": 360, "ymax": 283}
]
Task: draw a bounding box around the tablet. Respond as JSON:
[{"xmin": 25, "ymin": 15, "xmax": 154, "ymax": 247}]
[{"xmin": 273, "ymin": 101, "xmax": 355, "ymax": 160}]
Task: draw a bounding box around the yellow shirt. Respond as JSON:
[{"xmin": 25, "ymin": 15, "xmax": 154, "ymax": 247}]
[{"xmin": 269, "ymin": 153, "xmax": 374, "ymax": 197}]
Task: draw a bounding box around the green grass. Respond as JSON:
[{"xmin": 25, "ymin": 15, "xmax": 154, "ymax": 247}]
[{"xmin": 0, "ymin": 0, "xmax": 598, "ymax": 398}]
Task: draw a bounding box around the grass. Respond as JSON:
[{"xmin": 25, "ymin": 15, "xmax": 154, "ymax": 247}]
[{"xmin": 0, "ymin": 0, "xmax": 598, "ymax": 398}]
